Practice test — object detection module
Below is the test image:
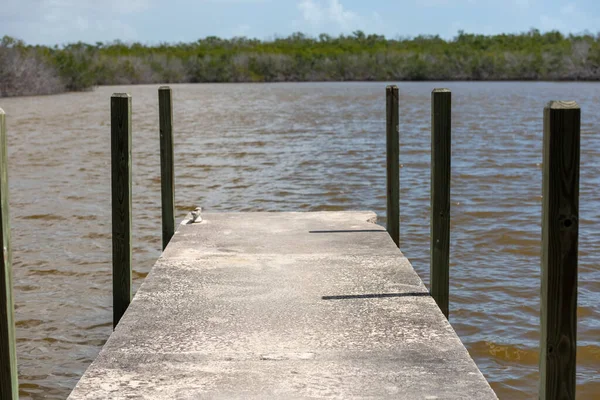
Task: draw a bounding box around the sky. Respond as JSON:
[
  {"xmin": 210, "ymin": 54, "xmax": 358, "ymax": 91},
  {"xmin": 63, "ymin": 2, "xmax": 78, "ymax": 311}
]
[{"xmin": 0, "ymin": 0, "xmax": 599, "ymax": 45}]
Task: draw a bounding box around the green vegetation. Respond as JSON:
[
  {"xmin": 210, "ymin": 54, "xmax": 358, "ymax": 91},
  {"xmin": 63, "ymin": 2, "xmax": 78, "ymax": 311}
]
[{"xmin": 1, "ymin": 30, "xmax": 600, "ymax": 97}]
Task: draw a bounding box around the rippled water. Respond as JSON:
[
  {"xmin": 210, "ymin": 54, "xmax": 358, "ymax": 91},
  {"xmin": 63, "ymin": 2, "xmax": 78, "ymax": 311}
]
[{"xmin": 1, "ymin": 82, "xmax": 599, "ymax": 399}]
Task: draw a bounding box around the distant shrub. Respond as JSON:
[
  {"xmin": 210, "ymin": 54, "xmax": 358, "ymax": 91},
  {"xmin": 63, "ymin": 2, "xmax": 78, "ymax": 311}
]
[
  {"xmin": 0, "ymin": 36, "xmax": 64, "ymax": 97},
  {"xmin": 1, "ymin": 30, "xmax": 600, "ymax": 97}
]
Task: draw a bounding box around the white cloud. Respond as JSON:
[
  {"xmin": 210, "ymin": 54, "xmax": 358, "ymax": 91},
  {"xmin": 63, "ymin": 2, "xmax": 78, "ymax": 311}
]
[
  {"xmin": 560, "ymin": 3, "xmax": 576, "ymax": 14},
  {"xmin": 298, "ymin": 0, "xmax": 325, "ymax": 25},
  {"xmin": 513, "ymin": 0, "xmax": 530, "ymax": 9},
  {"xmin": 419, "ymin": 0, "xmax": 530, "ymax": 9},
  {"xmin": 1, "ymin": 0, "xmax": 151, "ymax": 17},
  {"xmin": 296, "ymin": 0, "xmax": 381, "ymax": 34},
  {"xmin": 0, "ymin": 0, "xmax": 150, "ymax": 44},
  {"xmin": 540, "ymin": 2, "xmax": 600, "ymax": 33},
  {"xmin": 198, "ymin": 0, "xmax": 268, "ymax": 2},
  {"xmin": 327, "ymin": 0, "xmax": 359, "ymax": 30},
  {"xmin": 110, "ymin": 0, "xmax": 151, "ymax": 14},
  {"xmin": 418, "ymin": 0, "xmax": 478, "ymax": 7}
]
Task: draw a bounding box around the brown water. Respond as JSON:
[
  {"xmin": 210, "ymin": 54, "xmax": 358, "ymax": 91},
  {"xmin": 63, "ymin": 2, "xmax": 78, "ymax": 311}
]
[{"xmin": 1, "ymin": 82, "xmax": 599, "ymax": 399}]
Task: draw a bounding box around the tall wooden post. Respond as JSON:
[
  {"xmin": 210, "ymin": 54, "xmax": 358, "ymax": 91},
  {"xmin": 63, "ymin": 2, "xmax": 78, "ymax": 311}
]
[
  {"xmin": 386, "ymin": 85, "xmax": 400, "ymax": 247},
  {"xmin": 0, "ymin": 108, "xmax": 18, "ymax": 399},
  {"xmin": 111, "ymin": 94, "xmax": 132, "ymax": 329},
  {"xmin": 540, "ymin": 101, "xmax": 580, "ymax": 400},
  {"xmin": 430, "ymin": 89, "xmax": 451, "ymax": 319},
  {"xmin": 159, "ymin": 87, "xmax": 175, "ymax": 251}
]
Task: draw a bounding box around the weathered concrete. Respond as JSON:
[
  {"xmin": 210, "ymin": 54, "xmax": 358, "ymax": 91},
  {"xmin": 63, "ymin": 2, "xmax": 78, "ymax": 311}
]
[{"xmin": 69, "ymin": 211, "xmax": 497, "ymax": 399}]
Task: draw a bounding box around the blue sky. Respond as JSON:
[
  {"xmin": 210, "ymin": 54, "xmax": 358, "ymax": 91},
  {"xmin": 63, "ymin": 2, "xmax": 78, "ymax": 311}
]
[{"xmin": 1, "ymin": 0, "xmax": 599, "ymax": 45}]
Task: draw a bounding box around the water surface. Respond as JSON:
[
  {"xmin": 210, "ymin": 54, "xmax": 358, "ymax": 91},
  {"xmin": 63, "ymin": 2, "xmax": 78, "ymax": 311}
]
[{"xmin": 1, "ymin": 82, "xmax": 598, "ymax": 399}]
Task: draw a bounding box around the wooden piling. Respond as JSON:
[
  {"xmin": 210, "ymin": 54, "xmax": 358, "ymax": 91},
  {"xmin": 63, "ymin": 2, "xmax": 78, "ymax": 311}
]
[
  {"xmin": 111, "ymin": 94, "xmax": 132, "ymax": 329},
  {"xmin": 0, "ymin": 108, "xmax": 18, "ymax": 400},
  {"xmin": 539, "ymin": 101, "xmax": 580, "ymax": 400},
  {"xmin": 430, "ymin": 89, "xmax": 451, "ymax": 319},
  {"xmin": 158, "ymin": 87, "xmax": 175, "ymax": 250},
  {"xmin": 386, "ymin": 85, "xmax": 400, "ymax": 247}
]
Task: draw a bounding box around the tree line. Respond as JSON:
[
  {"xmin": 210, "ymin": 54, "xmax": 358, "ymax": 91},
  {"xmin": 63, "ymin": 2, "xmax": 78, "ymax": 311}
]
[{"xmin": 1, "ymin": 30, "xmax": 599, "ymax": 97}]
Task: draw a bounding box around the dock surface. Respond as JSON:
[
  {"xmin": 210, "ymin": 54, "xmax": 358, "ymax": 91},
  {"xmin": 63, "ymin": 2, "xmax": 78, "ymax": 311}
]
[{"xmin": 69, "ymin": 211, "xmax": 497, "ymax": 399}]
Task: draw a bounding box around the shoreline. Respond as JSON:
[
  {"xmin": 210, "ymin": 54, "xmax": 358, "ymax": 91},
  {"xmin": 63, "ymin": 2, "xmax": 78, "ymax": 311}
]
[{"xmin": 2, "ymin": 79, "xmax": 599, "ymax": 99}]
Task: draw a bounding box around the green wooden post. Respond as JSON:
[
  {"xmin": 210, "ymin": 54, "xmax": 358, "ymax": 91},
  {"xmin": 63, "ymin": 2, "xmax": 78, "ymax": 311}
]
[
  {"xmin": 430, "ymin": 89, "xmax": 451, "ymax": 319},
  {"xmin": 159, "ymin": 87, "xmax": 175, "ymax": 251},
  {"xmin": 0, "ymin": 108, "xmax": 18, "ymax": 399},
  {"xmin": 540, "ymin": 101, "xmax": 580, "ymax": 400},
  {"xmin": 111, "ymin": 94, "xmax": 132, "ymax": 329},
  {"xmin": 386, "ymin": 85, "xmax": 400, "ymax": 247}
]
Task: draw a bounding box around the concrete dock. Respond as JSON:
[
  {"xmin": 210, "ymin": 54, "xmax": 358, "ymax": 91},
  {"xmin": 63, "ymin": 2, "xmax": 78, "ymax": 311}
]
[{"xmin": 69, "ymin": 211, "xmax": 497, "ymax": 399}]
